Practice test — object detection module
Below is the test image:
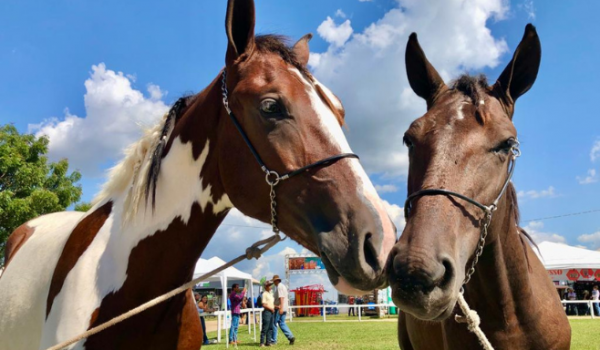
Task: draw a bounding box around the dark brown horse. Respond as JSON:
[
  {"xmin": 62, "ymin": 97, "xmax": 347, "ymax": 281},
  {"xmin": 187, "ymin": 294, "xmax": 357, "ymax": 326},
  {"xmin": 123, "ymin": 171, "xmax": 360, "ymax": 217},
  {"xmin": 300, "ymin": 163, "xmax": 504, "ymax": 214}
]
[
  {"xmin": 387, "ymin": 24, "xmax": 571, "ymax": 350},
  {"xmin": 0, "ymin": 1, "xmax": 396, "ymax": 349}
]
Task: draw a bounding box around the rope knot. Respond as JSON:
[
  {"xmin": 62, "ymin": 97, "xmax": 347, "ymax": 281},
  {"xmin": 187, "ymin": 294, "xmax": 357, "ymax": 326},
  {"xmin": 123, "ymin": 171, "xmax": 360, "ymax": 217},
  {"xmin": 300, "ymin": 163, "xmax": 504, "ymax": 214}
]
[
  {"xmin": 456, "ymin": 293, "xmax": 494, "ymax": 350},
  {"xmin": 245, "ymin": 246, "xmax": 263, "ymax": 260}
]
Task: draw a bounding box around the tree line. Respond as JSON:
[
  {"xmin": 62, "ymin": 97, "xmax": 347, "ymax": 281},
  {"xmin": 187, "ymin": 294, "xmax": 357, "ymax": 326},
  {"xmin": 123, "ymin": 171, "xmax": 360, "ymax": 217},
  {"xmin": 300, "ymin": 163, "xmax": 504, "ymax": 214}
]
[{"xmin": 0, "ymin": 124, "xmax": 90, "ymax": 266}]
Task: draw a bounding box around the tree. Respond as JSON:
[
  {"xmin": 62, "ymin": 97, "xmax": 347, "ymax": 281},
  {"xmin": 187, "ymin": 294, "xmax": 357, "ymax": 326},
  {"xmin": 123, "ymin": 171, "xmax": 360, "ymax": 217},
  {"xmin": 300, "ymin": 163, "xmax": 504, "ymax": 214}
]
[
  {"xmin": 74, "ymin": 202, "xmax": 92, "ymax": 212},
  {"xmin": 0, "ymin": 124, "xmax": 82, "ymax": 265}
]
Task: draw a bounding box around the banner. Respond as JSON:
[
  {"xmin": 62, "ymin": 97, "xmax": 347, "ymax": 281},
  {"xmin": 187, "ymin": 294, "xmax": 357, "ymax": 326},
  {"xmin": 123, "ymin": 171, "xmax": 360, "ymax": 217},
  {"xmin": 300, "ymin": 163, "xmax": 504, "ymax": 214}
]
[
  {"xmin": 547, "ymin": 268, "xmax": 600, "ymax": 282},
  {"xmin": 289, "ymin": 257, "xmax": 325, "ymax": 271}
]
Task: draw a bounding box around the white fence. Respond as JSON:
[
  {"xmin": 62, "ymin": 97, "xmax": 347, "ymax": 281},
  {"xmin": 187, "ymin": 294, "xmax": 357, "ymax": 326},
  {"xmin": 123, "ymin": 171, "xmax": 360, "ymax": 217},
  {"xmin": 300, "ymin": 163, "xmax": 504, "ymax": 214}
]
[
  {"xmin": 288, "ymin": 303, "xmax": 397, "ymax": 322},
  {"xmin": 560, "ymin": 300, "xmax": 598, "ymax": 319},
  {"xmin": 207, "ymin": 301, "xmax": 598, "ymax": 345}
]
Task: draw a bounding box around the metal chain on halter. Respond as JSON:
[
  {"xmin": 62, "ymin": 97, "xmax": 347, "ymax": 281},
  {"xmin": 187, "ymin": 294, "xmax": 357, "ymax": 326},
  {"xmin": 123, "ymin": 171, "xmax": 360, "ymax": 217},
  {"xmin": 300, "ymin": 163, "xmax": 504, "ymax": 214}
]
[
  {"xmin": 461, "ymin": 209, "xmax": 494, "ymax": 289},
  {"xmin": 266, "ymin": 171, "xmax": 282, "ymax": 233},
  {"xmin": 460, "ymin": 143, "xmax": 520, "ymax": 291},
  {"xmin": 221, "ymin": 70, "xmax": 286, "ymax": 235}
]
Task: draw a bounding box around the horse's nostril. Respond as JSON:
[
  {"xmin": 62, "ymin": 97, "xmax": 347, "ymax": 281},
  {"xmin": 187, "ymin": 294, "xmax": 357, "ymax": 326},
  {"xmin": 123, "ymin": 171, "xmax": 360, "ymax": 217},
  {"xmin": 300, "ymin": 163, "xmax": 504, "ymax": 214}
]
[
  {"xmin": 440, "ymin": 256, "xmax": 455, "ymax": 288},
  {"xmin": 363, "ymin": 232, "xmax": 381, "ymax": 272}
]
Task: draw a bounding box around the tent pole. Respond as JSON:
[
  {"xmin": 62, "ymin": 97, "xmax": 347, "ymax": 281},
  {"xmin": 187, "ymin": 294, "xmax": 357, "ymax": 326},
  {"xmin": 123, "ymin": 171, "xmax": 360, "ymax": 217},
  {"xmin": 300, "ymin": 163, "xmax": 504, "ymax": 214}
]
[{"xmin": 223, "ymin": 274, "xmax": 228, "ymax": 348}]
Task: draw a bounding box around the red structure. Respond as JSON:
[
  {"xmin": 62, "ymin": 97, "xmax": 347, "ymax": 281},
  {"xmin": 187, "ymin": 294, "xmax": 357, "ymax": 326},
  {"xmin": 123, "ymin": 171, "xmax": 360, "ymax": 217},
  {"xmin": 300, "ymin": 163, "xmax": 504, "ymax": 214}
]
[{"xmin": 291, "ymin": 284, "xmax": 325, "ymax": 316}]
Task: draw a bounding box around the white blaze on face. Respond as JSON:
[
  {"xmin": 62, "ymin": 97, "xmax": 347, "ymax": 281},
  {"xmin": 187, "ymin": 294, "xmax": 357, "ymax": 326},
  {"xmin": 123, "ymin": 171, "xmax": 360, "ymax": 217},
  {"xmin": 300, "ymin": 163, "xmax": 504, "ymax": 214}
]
[{"xmin": 289, "ymin": 69, "xmax": 396, "ymax": 289}]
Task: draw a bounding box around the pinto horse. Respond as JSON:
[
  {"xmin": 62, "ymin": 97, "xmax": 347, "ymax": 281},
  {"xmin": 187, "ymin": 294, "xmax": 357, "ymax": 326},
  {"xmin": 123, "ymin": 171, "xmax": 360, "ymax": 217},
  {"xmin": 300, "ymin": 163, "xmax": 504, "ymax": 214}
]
[
  {"xmin": 0, "ymin": 1, "xmax": 396, "ymax": 349},
  {"xmin": 387, "ymin": 25, "xmax": 571, "ymax": 350}
]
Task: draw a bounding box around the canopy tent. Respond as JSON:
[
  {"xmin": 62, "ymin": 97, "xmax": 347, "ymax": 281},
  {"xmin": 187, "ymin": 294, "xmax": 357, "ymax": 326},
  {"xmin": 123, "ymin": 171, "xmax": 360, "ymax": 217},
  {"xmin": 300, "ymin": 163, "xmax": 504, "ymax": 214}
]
[
  {"xmin": 193, "ymin": 256, "xmax": 259, "ymax": 346},
  {"xmin": 536, "ymin": 242, "xmax": 600, "ymax": 283}
]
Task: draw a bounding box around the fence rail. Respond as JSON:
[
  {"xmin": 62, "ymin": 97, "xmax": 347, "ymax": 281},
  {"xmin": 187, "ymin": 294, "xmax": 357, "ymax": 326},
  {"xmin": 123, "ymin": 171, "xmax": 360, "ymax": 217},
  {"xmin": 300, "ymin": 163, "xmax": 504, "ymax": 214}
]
[
  {"xmin": 208, "ymin": 301, "xmax": 598, "ymax": 346},
  {"xmin": 560, "ymin": 300, "xmax": 598, "ymax": 319}
]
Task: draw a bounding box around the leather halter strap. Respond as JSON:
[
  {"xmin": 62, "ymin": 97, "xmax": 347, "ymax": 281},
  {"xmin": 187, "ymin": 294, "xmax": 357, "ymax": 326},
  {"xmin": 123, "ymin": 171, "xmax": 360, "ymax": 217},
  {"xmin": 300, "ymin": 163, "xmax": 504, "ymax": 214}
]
[
  {"xmin": 221, "ymin": 69, "xmax": 358, "ymax": 180},
  {"xmin": 404, "ymin": 143, "xmax": 520, "ymax": 219},
  {"xmin": 221, "ymin": 69, "xmax": 359, "ymax": 233}
]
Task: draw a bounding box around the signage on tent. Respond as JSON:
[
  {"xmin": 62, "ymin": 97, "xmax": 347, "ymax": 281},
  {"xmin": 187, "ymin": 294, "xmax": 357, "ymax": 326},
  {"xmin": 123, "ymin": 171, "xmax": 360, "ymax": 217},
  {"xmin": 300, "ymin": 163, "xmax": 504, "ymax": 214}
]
[
  {"xmin": 580, "ymin": 269, "xmax": 593, "ymax": 279},
  {"xmin": 566, "ymin": 269, "xmax": 580, "ymax": 281}
]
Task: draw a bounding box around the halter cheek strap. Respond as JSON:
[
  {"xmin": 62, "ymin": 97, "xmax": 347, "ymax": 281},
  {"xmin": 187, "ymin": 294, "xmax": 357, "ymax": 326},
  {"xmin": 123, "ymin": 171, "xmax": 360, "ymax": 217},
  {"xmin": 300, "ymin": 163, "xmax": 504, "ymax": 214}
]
[{"xmin": 221, "ymin": 69, "xmax": 359, "ymax": 233}]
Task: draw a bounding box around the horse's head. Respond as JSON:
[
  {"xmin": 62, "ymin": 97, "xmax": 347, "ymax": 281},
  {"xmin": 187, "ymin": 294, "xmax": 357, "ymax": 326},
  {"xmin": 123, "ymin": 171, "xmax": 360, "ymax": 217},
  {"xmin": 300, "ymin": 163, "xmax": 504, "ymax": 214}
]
[
  {"xmin": 218, "ymin": 0, "xmax": 396, "ymax": 293},
  {"xmin": 387, "ymin": 25, "xmax": 541, "ymax": 320}
]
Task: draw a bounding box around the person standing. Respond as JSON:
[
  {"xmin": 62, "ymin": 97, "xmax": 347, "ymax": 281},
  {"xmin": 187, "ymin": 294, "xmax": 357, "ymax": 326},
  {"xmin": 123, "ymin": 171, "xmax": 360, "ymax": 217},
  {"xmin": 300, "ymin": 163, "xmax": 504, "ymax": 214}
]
[
  {"xmin": 566, "ymin": 288, "xmax": 578, "ymax": 316},
  {"xmin": 271, "ymin": 275, "xmax": 295, "ymax": 345},
  {"xmin": 197, "ymin": 294, "xmax": 212, "ymax": 345},
  {"xmin": 229, "ymin": 283, "xmax": 246, "ymax": 345},
  {"xmin": 592, "ymin": 285, "xmax": 600, "ymax": 316},
  {"xmin": 260, "ymin": 280, "xmax": 275, "ymax": 347},
  {"xmin": 348, "ymin": 296, "xmax": 355, "ymax": 316}
]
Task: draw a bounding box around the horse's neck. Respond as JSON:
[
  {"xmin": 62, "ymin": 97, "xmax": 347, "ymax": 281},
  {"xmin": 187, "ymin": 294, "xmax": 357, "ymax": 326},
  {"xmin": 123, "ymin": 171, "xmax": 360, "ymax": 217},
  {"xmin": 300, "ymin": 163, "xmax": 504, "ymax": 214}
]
[
  {"xmin": 104, "ymin": 76, "xmax": 232, "ymax": 283},
  {"xmin": 458, "ymin": 199, "xmax": 544, "ymax": 345}
]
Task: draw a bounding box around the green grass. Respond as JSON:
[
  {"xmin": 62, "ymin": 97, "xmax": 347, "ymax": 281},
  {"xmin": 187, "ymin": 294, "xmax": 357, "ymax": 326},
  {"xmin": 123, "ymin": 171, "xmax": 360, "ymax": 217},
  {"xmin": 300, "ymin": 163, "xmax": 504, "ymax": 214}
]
[{"xmin": 206, "ymin": 318, "xmax": 599, "ymax": 349}]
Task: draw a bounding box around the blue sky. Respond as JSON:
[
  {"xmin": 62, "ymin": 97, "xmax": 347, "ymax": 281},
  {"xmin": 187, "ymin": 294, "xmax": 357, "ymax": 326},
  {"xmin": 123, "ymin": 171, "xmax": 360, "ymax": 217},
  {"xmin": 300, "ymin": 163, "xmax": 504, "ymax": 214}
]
[{"xmin": 1, "ymin": 0, "xmax": 599, "ymax": 294}]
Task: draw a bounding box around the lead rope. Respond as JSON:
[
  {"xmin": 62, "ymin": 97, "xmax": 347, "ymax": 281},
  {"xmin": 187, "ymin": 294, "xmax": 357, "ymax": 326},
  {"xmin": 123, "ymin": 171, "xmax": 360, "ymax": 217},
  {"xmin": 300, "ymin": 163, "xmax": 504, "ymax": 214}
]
[
  {"xmin": 454, "ymin": 209, "xmax": 495, "ymax": 350},
  {"xmin": 45, "ymin": 234, "xmax": 283, "ymax": 350}
]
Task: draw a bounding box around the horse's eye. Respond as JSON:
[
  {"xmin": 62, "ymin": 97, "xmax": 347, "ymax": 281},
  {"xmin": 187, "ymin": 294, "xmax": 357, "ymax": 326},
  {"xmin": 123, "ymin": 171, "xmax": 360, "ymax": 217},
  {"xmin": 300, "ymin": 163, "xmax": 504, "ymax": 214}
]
[
  {"xmin": 403, "ymin": 135, "xmax": 414, "ymax": 150},
  {"xmin": 495, "ymin": 137, "xmax": 517, "ymax": 154},
  {"xmin": 260, "ymin": 99, "xmax": 282, "ymax": 115}
]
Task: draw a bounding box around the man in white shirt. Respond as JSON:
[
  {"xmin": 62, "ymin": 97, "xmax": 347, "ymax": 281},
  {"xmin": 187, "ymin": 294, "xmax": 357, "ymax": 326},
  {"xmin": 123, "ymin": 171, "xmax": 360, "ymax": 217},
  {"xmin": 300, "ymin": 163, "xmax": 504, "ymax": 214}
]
[
  {"xmin": 260, "ymin": 280, "xmax": 275, "ymax": 347},
  {"xmin": 592, "ymin": 285, "xmax": 600, "ymax": 316},
  {"xmin": 271, "ymin": 275, "xmax": 295, "ymax": 345}
]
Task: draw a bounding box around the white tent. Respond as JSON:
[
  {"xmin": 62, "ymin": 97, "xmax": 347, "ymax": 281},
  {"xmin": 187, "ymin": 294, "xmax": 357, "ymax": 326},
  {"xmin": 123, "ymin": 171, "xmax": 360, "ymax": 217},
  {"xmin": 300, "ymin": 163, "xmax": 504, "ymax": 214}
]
[
  {"xmin": 193, "ymin": 257, "xmax": 258, "ymax": 346},
  {"xmin": 536, "ymin": 242, "xmax": 600, "ymax": 282}
]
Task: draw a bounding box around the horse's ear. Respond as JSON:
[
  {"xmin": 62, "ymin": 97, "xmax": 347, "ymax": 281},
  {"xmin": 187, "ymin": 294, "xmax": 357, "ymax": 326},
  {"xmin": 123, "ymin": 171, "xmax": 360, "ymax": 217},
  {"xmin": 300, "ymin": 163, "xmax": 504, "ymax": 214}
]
[
  {"xmin": 292, "ymin": 33, "xmax": 313, "ymax": 67},
  {"xmin": 494, "ymin": 24, "xmax": 541, "ymax": 112},
  {"xmin": 225, "ymin": 0, "xmax": 256, "ymax": 65},
  {"xmin": 405, "ymin": 33, "xmax": 447, "ymax": 109}
]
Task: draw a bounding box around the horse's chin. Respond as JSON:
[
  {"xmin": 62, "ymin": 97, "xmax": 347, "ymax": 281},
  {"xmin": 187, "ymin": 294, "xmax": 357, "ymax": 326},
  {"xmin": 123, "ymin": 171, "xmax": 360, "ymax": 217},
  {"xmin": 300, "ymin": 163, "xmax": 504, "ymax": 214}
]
[
  {"xmin": 391, "ymin": 284, "xmax": 458, "ymax": 321},
  {"xmin": 333, "ymin": 276, "xmax": 371, "ymax": 296}
]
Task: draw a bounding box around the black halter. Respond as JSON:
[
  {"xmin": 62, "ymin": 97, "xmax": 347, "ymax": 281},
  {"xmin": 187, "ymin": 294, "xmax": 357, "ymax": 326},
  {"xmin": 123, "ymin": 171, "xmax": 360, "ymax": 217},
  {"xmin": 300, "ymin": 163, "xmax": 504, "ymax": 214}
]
[
  {"xmin": 221, "ymin": 69, "xmax": 359, "ymax": 233},
  {"xmin": 403, "ymin": 142, "xmax": 521, "ymax": 288}
]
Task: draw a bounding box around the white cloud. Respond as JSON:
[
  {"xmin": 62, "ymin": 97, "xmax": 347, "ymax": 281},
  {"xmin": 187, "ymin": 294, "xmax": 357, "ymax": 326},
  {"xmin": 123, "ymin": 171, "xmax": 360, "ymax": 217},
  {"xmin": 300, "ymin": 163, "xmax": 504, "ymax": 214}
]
[
  {"xmin": 517, "ymin": 186, "xmax": 556, "ymax": 200},
  {"xmin": 147, "ymin": 83, "xmax": 165, "ymax": 100},
  {"xmin": 522, "ymin": 221, "xmax": 566, "ymax": 244},
  {"xmin": 310, "ymin": 0, "xmax": 509, "ymax": 176},
  {"xmin": 28, "ymin": 63, "xmax": 169, "ymax": 177},
  {"xmin": 335, "ymin": 9, "xmax": 347, "ymax": 19},
  {"xmin": 382, "ymin": 200, "xmax": 405, "ymax": 233},
  {"xmin": 518, "ymin": 0, "xmax": 536, "ymax": 20},
  {"xmin": 577, "ymin": 169, "xmax": 598, "ymax": 185},
  {"xmin": 374, "ymin": 184, "xmax": 399, "ymax": 194},
  {"xmin": 317, "ymin": 17, "xmax": 353, "ymax": 47},
  {"xmin": 591, "ymin": 139, "xmax": 600, "ymax": 162},
  {"xmin": 577, "ymin": 231, "xmax": 600, "ymax": 250}
]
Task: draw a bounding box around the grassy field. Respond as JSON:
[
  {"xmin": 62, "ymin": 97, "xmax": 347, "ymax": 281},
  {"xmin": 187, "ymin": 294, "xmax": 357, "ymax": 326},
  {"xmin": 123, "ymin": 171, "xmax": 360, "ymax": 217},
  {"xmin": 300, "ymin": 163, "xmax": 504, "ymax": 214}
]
[{"xmin": 206, "ymin": 318, "xmax": 599, "ymax": 350}]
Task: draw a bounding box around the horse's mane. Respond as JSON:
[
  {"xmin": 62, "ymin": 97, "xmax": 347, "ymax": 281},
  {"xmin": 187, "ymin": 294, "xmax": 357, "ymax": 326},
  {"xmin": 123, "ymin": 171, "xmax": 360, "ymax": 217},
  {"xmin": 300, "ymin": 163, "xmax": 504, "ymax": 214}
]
[
  {"xmin": 93, "ymin": 35, "xmax": 306, "ymax": 218},
  {"xmin": 254, "ymin": 35, "xmax": 312, "ymax": 78},
  {"xmin": 450, "ymin": 74, "xmax": 489, "ymax": 104},
  {"xmin": 506, "ymin": 183, "xmax": 539, "ymax": 270}
]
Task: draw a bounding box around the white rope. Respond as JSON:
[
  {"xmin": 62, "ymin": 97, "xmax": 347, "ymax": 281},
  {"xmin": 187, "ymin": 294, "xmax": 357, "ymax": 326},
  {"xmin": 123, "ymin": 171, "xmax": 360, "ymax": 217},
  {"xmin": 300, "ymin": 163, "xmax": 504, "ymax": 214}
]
[
  {"xmin": 45, "ymin": 234, "xmax": 283, "ymax": 350},
  {"xmin": 454, "ymin": 293, "xmax": 495, "ymax": 350}
]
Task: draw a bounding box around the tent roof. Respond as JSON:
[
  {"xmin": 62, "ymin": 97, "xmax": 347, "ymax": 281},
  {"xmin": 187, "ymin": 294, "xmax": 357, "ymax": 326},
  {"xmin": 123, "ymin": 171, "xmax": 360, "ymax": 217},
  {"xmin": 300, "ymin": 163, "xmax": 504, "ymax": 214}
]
[
  {"xmin": 536, "ymin": 241, "xmax": 600, "ymax": 270},
  {"xmin": 193, "ymin": 256, "xmax": 254, "ymax": 282}
]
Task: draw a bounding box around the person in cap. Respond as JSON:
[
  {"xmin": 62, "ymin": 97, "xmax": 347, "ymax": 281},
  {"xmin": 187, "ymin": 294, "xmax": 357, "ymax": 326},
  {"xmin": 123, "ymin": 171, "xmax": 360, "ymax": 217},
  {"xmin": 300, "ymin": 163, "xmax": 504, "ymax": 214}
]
[
  {"xmin": 260, "ymin": 280, "xmax": 275, "ymax": 347},
  {"xmin": 271, "ymin": 275, "xmax": 295, "ymax": 345}
]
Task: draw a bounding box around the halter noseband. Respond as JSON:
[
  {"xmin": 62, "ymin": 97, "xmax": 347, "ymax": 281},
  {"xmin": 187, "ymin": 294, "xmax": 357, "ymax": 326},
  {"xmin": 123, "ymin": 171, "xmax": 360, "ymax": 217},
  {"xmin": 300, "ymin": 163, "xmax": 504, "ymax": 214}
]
[
  {"xmin": 403, "ymin": 142, "xmax": 521, "ymax": 289},
  {"xmin": 221, "ymin": 69, "xmax": 359, "ymax": 234}
]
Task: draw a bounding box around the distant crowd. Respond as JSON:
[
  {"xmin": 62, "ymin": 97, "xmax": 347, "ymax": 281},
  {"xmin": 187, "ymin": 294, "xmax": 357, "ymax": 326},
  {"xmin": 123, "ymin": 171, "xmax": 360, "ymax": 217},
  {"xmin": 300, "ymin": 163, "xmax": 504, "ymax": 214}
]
[{"xmin": 563, "ymin": 285, "xmax": 600, "ymax": 316}]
